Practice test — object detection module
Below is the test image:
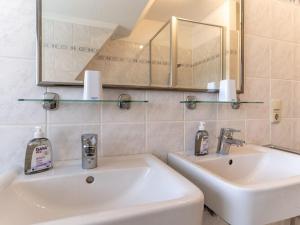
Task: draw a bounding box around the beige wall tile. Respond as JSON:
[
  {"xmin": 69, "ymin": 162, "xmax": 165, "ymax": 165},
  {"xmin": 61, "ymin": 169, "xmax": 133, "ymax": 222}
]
[
  {"xmin": 295, "ymin": 45, "xmax": 300, "ymax": 80},
  {"xmin": 293, "ymin": 119, "xmax": 300, "ymax": 153},
  {"xmin": 244, "ymin": 0, "xmax": 271, "ymax": 37},
  {"xmin": 244, "ymin": 35, "xmax": 270, "ymax": 78},
  {"xmin": 218, "ymin": 104, "xmax": 246, "ymax": 121},
  {"xmin": 271, "ymin": 0, "xmax": 294, "ymax": 42},
  {"xmin": 293, "ymin": 82, "xmax": 300, "ymax": 118},
  {"xmin": 246, "ymin": 120, "xmax": 270, "ymax": 145},
  {"xmin": 147, "ymin": 122, "xmax": 184, "ymax": 160},
  {"xmin": 295, "ymin": 6, "xmax": 300, "ymax": 44},
  {"xmin": 102, "ymin": 123, "xmax": 146, "ymax": 156},
  {"xmin": 0, "ymin": 0, "xmax": 36, "ymax": 59},
  {"xmin": 0, "ymin": 58, "xmax": 46, "ymax": 125},
  {"xmin": 271, "ymin": 79, "xmax": 294, "ymax": 118},
  {"xmin": 244, "ymin": 78, "xmax": 270, "ymax": 119},
  {"xmin": 271, "ymin": 119, "xmax": 294, "ymax": 149},
  {"xmin": 147, "ymin": 91, "xmax": 184, "ymax": 121},
  {"xmin": 271, "ymin": 40, "xmax": 294, "ymax": 80}
]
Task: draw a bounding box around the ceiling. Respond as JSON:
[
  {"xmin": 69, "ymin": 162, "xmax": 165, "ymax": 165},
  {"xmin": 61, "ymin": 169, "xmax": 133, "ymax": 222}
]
[
  {"xmin": 43, "ymin": 0, "xmax": 154, "ymax": 33},
  {"xmin": 43, "ymin": 0, "xmax": 228, "ymax": 44}
]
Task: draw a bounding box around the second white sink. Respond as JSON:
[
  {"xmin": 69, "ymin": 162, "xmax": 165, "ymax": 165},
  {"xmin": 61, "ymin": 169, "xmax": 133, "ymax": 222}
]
[
  {"xmin": 0, "ymin": 154, "xmax": 203, "ymax": 225},
  {"xmin": 168, "ymin": 145, "xmax": 300, "ymax": 225}
]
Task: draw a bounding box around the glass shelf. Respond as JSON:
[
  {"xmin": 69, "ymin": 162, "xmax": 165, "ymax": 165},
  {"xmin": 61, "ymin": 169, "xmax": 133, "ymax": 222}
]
[
  {"xmin": 18, "ymin": 92, "xmax": 147, "ymax": 110},
  {"xmin": 18, "ymin": 99, "xmax": 148, "ymax": 103},
  {"xmin": 181, "ymin": 97, "xmax": 264, "ymax": 110},
  {"xmin": 180, "ymin": 100, "xmax": 264, "ymax": 104}
]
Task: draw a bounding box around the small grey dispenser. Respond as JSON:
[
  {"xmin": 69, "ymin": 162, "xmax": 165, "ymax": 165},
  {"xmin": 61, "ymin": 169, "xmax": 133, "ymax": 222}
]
[
  {"xmin": 81, "ymin": 134, "xmax": 98, "ymax": 169},
  {"xmin": 195, "ymin": 121, "xmax": 209, "ymax": 156}
]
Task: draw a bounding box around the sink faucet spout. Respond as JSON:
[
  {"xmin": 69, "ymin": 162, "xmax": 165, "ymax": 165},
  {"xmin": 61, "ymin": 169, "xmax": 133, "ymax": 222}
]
[
  {"xmin": 216, "ymin": 128, "xmax": 244, "ymax": 155},
  {"xmin": 81, "ymin": 134, "xmax": 98, "ymax": 169}
]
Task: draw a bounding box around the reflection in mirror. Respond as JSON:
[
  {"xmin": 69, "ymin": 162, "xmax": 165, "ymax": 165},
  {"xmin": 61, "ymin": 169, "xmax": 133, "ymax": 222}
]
[
  {"xmin": 40, "ymin": 0, "xmax": 152, "ymax": 85},
  {"xmin": 38, "ymin": 0, "xmax": 243, "ymax": 93},
  {"xmin": 150, "ymin": 18, "xmax": 223, "ymax": 89}
]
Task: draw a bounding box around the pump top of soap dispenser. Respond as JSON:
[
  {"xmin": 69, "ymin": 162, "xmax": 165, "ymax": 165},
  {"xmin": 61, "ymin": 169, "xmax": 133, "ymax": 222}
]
[
  {"xmin": 34, "ymin": 126, "xmax": 44, "ymax": 139},
  {"xmin": 198, "ymin": 121, "xmax": 206, "ymax": 131}
]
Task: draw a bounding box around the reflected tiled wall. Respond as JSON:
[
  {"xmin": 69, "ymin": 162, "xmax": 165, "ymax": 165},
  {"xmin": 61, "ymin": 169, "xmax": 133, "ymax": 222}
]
[
  {"xmin": 43, "ymin": 18, "xmax": 113, "ymax": 83},
  {"xmin": 87, "ymin": 40, "xmax": 150, "ymax": 86},
  {"xmin": 192, "ymin": 37, "xmax": 222, "ymax": 89},
  {"xmin": 87, "ymin": 31, "xmax": 221, "ymax": 88},
  {"xmin": 0, "ymin": 0, "xmax": 299, "ymax": 170}
]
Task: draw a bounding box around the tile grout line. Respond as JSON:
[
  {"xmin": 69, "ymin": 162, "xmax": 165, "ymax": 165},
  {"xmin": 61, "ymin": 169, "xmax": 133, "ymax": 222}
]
[
  {"xmin": 269, "ymin": 31, "xmax": 273, "ymax": 145},
  {"xmin": 145, "ymin": 90, "xmax": 149, "ymax": 154},
  {"xmin": 183, "ymin": 92, "xmax": 186, "ymax": 153},
  {"xmin": 100, "ymin": 95, "xmax": 104, "ymax": 157}
]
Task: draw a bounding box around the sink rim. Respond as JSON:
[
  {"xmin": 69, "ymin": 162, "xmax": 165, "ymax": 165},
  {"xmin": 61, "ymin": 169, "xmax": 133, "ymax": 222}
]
[{"xmin": 169, "ymin": 145, "xmax": 300, "ymax": 191}]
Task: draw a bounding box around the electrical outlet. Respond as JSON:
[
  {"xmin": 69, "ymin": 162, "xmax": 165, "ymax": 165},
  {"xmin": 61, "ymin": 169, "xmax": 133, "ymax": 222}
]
[{"xmin": 271, "ymin": 99, "xmax": 282, "ymax": 124}]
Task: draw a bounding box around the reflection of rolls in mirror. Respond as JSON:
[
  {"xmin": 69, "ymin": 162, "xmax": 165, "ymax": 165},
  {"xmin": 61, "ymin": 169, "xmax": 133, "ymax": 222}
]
[
  {"xmin": 207, "ymin": 82, "xmax": 217, "ymax": 90},
  {"xmin": 83, "ymin": 70, "xmax": 103, "ymax": 100}
]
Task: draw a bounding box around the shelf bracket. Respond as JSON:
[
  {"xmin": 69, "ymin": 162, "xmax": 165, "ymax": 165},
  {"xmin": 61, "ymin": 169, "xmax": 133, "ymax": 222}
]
[
  {"xmin": 118, "ymin": 94, "xmax": 131, "ymax": 110},
  {"xmin": 231, "ymin": 96, "xmax": 240, "ymax": 110},
  {"xmin": 43, "ymin": 92, "xmax": 59, "ymax": 110},
  {"xmin": 185, "ymin": 96, "xmax": 197, "ymax": 110}
]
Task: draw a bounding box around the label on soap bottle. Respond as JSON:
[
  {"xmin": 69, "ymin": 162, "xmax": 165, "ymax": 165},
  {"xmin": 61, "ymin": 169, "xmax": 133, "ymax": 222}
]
[
  {"xmin": 31, "ymin": 145, "xmax": 52, "ymax": 171},
  {"xmin": 200, "ymin": 136, "xmax": 209, "ymax": 155}
]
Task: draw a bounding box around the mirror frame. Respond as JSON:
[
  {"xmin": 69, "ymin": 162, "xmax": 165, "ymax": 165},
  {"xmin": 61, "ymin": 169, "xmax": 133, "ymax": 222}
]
[{"xmin": 36, "ymin": 0, "xmax": 244, "ymax": 94}]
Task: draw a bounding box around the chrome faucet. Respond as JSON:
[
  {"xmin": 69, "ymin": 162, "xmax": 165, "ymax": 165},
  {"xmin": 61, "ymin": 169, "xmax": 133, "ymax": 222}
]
[
  {"xmin": 216, "ymin": 128, "xmax": 245, "ymax": 155},
  {"xmin": 81, "ymin": 134, "xmax": 98, "ymax": 169}
]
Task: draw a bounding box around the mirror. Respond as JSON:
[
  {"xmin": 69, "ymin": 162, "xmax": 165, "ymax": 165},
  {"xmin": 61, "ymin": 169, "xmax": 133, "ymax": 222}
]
[{"xmin": 37, "ymin": 0, "xmax": 244, "ymax": 93}]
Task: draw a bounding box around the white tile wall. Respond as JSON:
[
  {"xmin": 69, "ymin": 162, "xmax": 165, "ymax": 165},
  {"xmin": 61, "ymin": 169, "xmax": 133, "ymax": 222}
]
[{"xmin": 1, "ymin": 0, "xmax": 300, "ymax": 224}]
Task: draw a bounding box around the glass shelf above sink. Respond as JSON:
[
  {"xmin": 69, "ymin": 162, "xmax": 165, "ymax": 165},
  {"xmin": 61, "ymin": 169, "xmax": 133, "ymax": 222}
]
[
  {"xmin": 18, "ymin": 92, "xmax": 148, "ymax": 110},
  {"xmin": 181, "ymin": 96, "xmax": 264, "ymax": 110},
  {"xmin": 18, "ymin": 99, "xmax": 149, "ymax": 103},
  {"xmin": 180, "ymin": 100, "xmax": 264, "ymax": 104}
]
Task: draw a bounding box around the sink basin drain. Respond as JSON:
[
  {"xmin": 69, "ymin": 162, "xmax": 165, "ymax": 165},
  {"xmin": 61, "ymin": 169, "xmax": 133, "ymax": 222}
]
[{"xmin": 86, "ymin": 176, "xmax": 95, "ymax": 184}]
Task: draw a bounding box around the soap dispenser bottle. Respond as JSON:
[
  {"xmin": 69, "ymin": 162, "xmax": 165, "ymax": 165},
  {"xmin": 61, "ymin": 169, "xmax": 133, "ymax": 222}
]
[
  {"xmin": 24, "ymin": 126, "xmax": 53, "ymax": 175},
  {"xmin": 195, "ymin": 121, "xmax": 209, "ymax": 156}
]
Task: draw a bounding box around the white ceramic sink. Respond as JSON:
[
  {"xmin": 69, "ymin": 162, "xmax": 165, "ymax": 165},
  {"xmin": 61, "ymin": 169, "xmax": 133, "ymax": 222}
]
[
  {"xmin": 0, "ymin": 154, "xmax": 203, "ymax": 225},
  {"xmin": 168, "ymin": 145, "xmax": 300, "ymax": 225}
]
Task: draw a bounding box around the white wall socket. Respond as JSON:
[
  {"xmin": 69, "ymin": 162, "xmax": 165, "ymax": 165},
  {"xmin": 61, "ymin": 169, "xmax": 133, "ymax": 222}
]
[{"xmin": 271, "ymin": 99, "xmax": 282, "ymax": 123}]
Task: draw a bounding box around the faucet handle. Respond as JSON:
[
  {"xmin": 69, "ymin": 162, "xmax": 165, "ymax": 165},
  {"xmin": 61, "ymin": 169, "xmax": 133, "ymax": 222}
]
[
  {"xmin": 224, "ymin": 128, "xmax": 240, "ymax": 133},
  {"xmin": 221, "ymin": 128, "xmax": 241, "ymax": 137},
  {"xmin": 82, "ymin": 134, "xmax": 97, "ymax": 145},
  {"xmin": 81, "ymin": 134, "xmax": 98, "ymax": 156}
]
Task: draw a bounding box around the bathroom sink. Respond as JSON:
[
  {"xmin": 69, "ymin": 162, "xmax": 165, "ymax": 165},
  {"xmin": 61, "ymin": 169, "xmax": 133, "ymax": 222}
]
[
  {"xmin": 168, "ymin": 145, "xmax": 300, "ymax": 225},
  {"xmin": 0, "ymin": 154, "xmax": 203, "ymax": 225}
]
